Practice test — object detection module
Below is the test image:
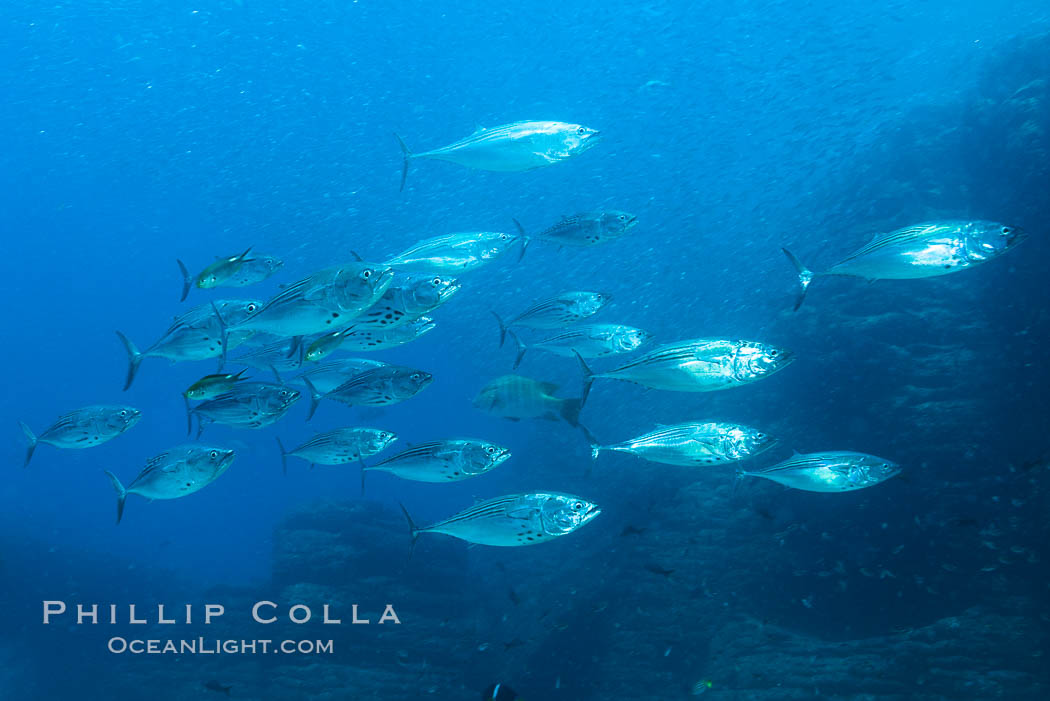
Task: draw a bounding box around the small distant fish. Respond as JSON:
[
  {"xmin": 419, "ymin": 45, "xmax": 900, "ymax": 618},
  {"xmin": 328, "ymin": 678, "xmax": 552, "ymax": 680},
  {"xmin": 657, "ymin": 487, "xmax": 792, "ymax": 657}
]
[
  {"xmin": 385, "ymin": 231, "xmax": 522, "ymax": 273},
  {"xmin": 364, "ymin": 439, "xmax": 510, "ymax": 489},
  {"xmin": 519, "ymin": 210, "xmax": 637, "ymax": 249},
  {"xmin": 104, "ymin": 445, "xmax": 235, "ymax": 523},
  {"xmin": 783, "ymin": 221, "xmax": 1027, "ymax": 310},
  {"xmin": 503, "ymin": 638, "xmax": 526, "ymax": 651},
  {"xmin": 644, "ymin": 563, "xmax": 675, "ymax": 578},
  {"xmin": 508, "ymin": 589, "xmax": 521, "ymax": 606},
  {"xmin": 305, "ymin": 316, "xmax": 436, "ymax": 361},
  {"xmin": 184, "ymin": 369, "xmax": 250, "ymax": 400},
  {"xmin": 492, "ymin": 291, "xmax": 612, "ymax": 346},
  {"xmin": 589, "ymin": 421, "xmax": 775, "ymax": 467},
  {"xmin": 224, "ymin": 263, "xmax": 394, "ymax": 338},
  {"xmin": 692, "ymin": 679, "xmax": 713, "ymax": 696},
  {"xmin": 576, "ymin": 338, "xmax": 793, "ymax": 403},
  {"xmin": 187, "ymin": 382, "xmax": 300, "ymax": 436},
  {"xmin": 116, "ymin": 299, "xmax": 260, "ymax": 390},
  {"xmin": 302, "ymin": 366, "xmax": 433, "ymax": 420},
  {"xmin": 473, "ymin": 375, "xmax": 583, "ymax": 426},
  {"xmin": 276, "ymin": 428, "xmax": 397, "ymax": 474},
  {"xmin": 621, "ymin": 524, "xmax": 647, "ymax": 536},
  {"xmin": 396, "ymin": 120, "xmax": 601, "ymax": 190},
  {"xmin": 738, "ymin": 451, "xmax": 901, "ymax": 492},
  {"xmin": 294, "ymin": 358, "xmax": 388, "ymax": 394},
  {"xmin": 352, "ymin": 275, "xmax": 460, "ymax": 329},
  {"xmin": 507, "ymin": 323, "xmax": 651, "ymax": 369},
  {"xmin": 19, "ymin": 406, "xmax": 141, "ymax": 467},
  {"xmin": 203, "ymin": 680, "xmax": 233, "ymax": 696},
  {"xmin": 400, "ymin": 492, "xmax": 601, "ymax": 548},
  {"xmin": 177, "ymin": 247, "xmax": 282, "ymax": 301}
]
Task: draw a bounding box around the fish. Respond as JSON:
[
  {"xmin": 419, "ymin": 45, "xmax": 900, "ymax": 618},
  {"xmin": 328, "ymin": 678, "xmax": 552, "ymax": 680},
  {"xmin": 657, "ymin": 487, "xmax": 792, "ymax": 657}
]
[
  {"xmin": 203, "ymin": 680, "xmax": 233, "ymax": 696},
  {"xmin": 400, "ymin": 492, "xmax": 601, "ymax": 548},
  {"xmin": 116, "ymin": 299, "xmax": 261, "ymax": 390},
  {"xmin": 351, "ymin": 274, "xmax": 460, "ymax": 329},
  {"xmin": 783, "ymin": 220, "xmax": 1027, "ymax": 309},
  {"xmin": 183, "ymin": 369, "xmax": 250, "ymax": 400},
  {"xmin": 187, "ymin": 382, "xmax": 301, "ymax": 436},
  {"xmin": 621, "ymin": 525, "xmax": 647, "ymax": 537},
  {"xmin": 363, "ymin": 439, "xmax": 510, "ymax": 489},
  {"xmin": 644, "ymin": 563, "xmax": 675, "ymax": 578},
  {"xmin": 492, "ymin": 291, "xmax": 612, "ymax": 346},
  {"xmin": 177, "ymin": 247, "xmax": 282, "ymax": 301},
  {"xmin": 302, "ymin": 365, "xmax": 433, "ymax": 420},
  {"xmin": 507, "ymin": 324, "xmax": 651, "ymax": 369},
  {"xmin": 738, "ymin": 451, "xmax": 901, "ymax": 492},
  {"xmin": 518, "ymin": 210, "xmax": 638, "ymax": 249},
  {"xmin": 473, "ymin": 375, "xmax": 583, "ymax": 426},
  {"xmin": 395, "ymin": 120, "xmax": 601, "ymax": 190},
  {"xmin": 385, "ymin": 231, "xmax": 522, "ymax": 273},
  {"xmin": 19, "ymin": 406, "xmax": 141, "ymax": 467},
  {"xmin": 275, "ymin": 428, "xmax": 397, "ymax": 475},
  {"xmin": 304, "ymin": 316, "xmax": 436, "ymax": 361},
  {"xmin": 103, "ymin": 445, "xmax": 235, "ymax": 523},
  {"xmin": 589, "ymin": 421, "xmax": 776, "ymax": 466},
  {"xmin": 224, "ymin": 263, "xmax": 394, "ymax": 338},
  {"xmin": 228, "ymin": 337, "xmax": 305, "ymax": 373},
  {"xmin": 293, "ymin": 358, "xmax": 389, "ymax": 394},
  {"xmin": 575, "ymin": 338, "xmax": 794, "ymax": 403}
]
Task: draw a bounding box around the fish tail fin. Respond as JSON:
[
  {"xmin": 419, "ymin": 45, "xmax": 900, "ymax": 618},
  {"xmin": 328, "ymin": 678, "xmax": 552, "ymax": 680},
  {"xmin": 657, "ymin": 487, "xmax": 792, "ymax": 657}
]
[
  {"xmin": 303, "ymin": 377, "xmax": 322, "ymax": 422},
  {"xmin": 269, "ymin": 365, "xmax": 283, "ymax": 384},
  {"xmin": 115, "ymin": 331, "xmax": 144, "ymax": 391},
  {"xmin": 513, "ymin": 219, "xmax": 530, "ymax": 260},
  {"xmin": 399, "ymin": 502, "xmax": 421, "ymax": 559},
  {"xmin": 184, "ymin": 395, "xmax": 194, "ymax": 437},
  {"xmin": 285, "ymin": 336, "xmax": 302, "ymax": 359},
  {"xmin": 508, "ymin": 330, "xmax": 527, "ymax": 369},
  {"xmin": 782, "ymin": 248, "xmax": 816, "ymax": 311},
  {"xmin": 18, "ymin": 421, "xmax": 37, "ymax": 467},
  {"xmin": 104, "ymin": 470, "xmax": 127, "ymax": 524},
  {"xmin": 209, "ymin": 301, "xmax": 228, "ymax": 364},
  {"xmin": 394, "ymin": 133, "xmax": 413, "ymax": 192},
  {"xmin": 176, "ymin": 259, "xmax": 191, "ymax": 302},
  {"xmin": 578, "ymin": 423, "xmax": 602, "ymax": 460},
  {"xmin": 276, "ymin": 436, "xmax": 288, "ymax": 475},
  {"xmin": 573, "ymin": 351, "xmax": 595, "ymax": 408},
  {"xmin": 491, "ymin": 311, "xmax": 508, "ymax": 348}
]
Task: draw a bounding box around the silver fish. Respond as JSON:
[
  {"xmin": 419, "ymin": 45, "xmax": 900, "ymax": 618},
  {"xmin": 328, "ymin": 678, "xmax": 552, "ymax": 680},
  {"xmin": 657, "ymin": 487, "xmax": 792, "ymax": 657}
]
[
  {"xmin": 520, "ymin": 210, "xmax": 637, "ymax": 249},
  {"xmin": 784, "ymin": 220, "xmax": 1027, "ymax": 309},
  {"xmin": 229, "ymin": 337, "xmax": 304, "ymax": 373},
  {"xmin": 304, "ymin": 316, "xmax": 436, "ymax": 361},
  {"xmin": 177, "ymin": 247, "xmax": 283, "ymax": 301},
  {"xmin": 276, "ymin": 427, "xmax": 397, "ymax": 474},
  {"xmin": 183, "ymin": 369, "xmax": 250, "ymax": 401},
  {"xmin": 400, "ymin": 492, "xmax": 601, "ymax": 548},
  {"xmin": 576, "ymin": 339, "xmax": 794, "ymax": 402},
  {"xmin": 227, "ymin": 263, "xmax": 394, "ymax": 337},
  {"xmin": 739, "ymin": 451, "xmax": 901, "ymax": 492},
  {"xmin": 508, "ymin": 323, "xmax": 651, "ymax": 369},
  {"xmin": 352, "ymin": 275, "xmax": 460, "ymax": 329},
  {"xmin": 104, "ymin": 445, "xmax": 235, "ymax": 523},
  {"xmin": 116, "ymin": 299, "xmax": 261, "ymax": 390},
  {"xmin": 187, "ymin": 382, "xmax": 300, "ymax": 436},
  {"xmin": 492, "ymin": 291, "xmax": 612, "ymax": 347},
  {"xmin": 396, "ymin": 120, "xmax": 601, "ymax": 190},
  {"xmin": 303, "ymin": 366, "xmax": 433, "ymax": 420},
  {"xmin": 473, "ymin": 375, "xmax": 582, "ymax": 426},
  {"xmin": 386, "ymin": 232, "xmax": 521, "ymax": 273},
  {"xmin": 364, "ymin": 439, "xmax": 510, "ymax": 488},
  {"xmin": 294, "ymin": 358, "xmax": 389, "ymax": 394},
  {"xmin": 19, "ymin": 405, "xmax": 141, "ymax": 467},
  {"xmin": 589, "ymin": 422, "xmax": 775, "ymax": 466}
]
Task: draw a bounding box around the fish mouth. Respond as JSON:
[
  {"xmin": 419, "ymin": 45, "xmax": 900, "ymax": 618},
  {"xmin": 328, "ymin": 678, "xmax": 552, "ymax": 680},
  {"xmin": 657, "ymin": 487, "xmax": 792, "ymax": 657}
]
[
  {"xmin": 440, "ymin": 282, "xmax": 463, "ymax": 301},
  {"xmin": 624, "ymin": 215, "xmax": 639, "ymax": 229},
  {"xmin": 582, "ymin": 505, "xmax": 602, "ymax": 525},
  {"xmin": 374, "ymin": 267, "xmax": 396, "ymax": 288},
  {"xmin": 218, "ymin": 450, "xmax": 237, "ymax": 467}
]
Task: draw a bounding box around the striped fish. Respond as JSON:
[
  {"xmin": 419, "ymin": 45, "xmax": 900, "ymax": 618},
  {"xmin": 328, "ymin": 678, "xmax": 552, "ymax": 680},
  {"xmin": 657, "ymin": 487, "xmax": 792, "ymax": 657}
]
[
  {"xmin": 19, "ymin": 406, "xmax": 141, "ymax": 467},
  {"xmin": 400, "ymin": 492, "xmax": 601, "ymax": 549},
  {"xmin": 302, "ymin": 365, "xmax": 433, "ymax": 420},
  {"xmin": 351, "ymin": 275, "xmax": 460, "ymax": 329},
  {"xmin": 526, "ymin": 210, "xmax": 638, "ymax": 248},
  {"xmin": 385, "ymin": 231, "xmax": 522, "ymax": 273},
  {"xmin": 589, "ymin": 421, "xmax": 775, "ymax": 466},
  {"xmin": 177, "ymin": 247, "xmax": 282, "ymax": 302},
  {"xmin": 492, "ymin": 291, "xmax": 612, "ymax": 346},
  {"xmin": 293, "ymin": 358, "xmax": 389, "ymax": 394},
  {"xmin": 395, "ymin": 121, "xmax": 600, "ymax": 190},
  {"xmin": 187, "ymin": 382, "xmax": 300, "ymax": 437},
  {"xmin": 304, "ymin": 316, "xmax": 436, "ymax": 361},
  {"xmin": 275, "ymin": 427, "xmax": 397, "ymax": 474},
  {"xmin": 508, "ymin": 323, "xmax": 651, "ymax": 369},
  {"xmin": 783, "ymin": 220, "xmax": 1026, "ymax": 309},
  {"xmin": 739, "ymin": 451, "xmax": 900, "ymax": 492},
  {"xmin": 364, "ymin": 439, "xmax": 510, "ymax": 488},
  {"xmin": 576, "ymin": 338, "xmax": 794, "ymax": 402}
]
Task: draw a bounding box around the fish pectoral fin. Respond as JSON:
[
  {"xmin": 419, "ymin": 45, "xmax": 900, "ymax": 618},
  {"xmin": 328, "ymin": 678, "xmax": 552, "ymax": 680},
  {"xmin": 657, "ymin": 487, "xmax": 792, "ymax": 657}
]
[{"xmin": 505, "ymin": 507, "xmax": 535, "ymax": 521}]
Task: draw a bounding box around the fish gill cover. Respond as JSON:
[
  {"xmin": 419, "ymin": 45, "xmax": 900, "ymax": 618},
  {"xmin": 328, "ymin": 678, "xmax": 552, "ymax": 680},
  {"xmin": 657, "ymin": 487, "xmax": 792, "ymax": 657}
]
[{"xmin": 0, "ymin": 1, "xmax": 1048, "ymax": 700}]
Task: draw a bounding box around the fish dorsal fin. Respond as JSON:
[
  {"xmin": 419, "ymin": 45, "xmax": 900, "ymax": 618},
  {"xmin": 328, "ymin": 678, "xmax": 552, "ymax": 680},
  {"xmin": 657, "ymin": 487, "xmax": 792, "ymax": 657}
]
[
  {"xmin": 236, "ymin": 246, "xmax": 253, "ymax": 261},
  {"xmin": 472, "ymin": 123, "xmax": 486, "ymax": 134}
]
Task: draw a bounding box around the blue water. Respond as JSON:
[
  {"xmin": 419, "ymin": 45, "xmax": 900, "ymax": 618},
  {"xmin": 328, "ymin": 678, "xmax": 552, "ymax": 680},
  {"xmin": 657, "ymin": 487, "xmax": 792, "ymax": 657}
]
[{"xmin": 2, "ymin": 2, "xmax": 1049, "ymax": 699}]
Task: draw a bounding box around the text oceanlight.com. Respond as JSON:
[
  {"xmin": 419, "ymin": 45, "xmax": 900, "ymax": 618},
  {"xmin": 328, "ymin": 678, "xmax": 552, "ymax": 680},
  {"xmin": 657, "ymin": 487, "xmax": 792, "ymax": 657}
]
[{"xmin": 107, "ymin": 638, "xmax": 335, "ymax": 655}]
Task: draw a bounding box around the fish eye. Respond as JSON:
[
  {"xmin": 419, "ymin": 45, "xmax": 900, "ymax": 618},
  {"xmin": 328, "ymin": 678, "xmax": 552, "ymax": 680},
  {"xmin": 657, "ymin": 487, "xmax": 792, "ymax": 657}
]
[
  {"xmin": 757, "ymin": 433, "xmax": 766, "ymax": 439},
  {"xmin": 209, "ymin": 450, "xmax": 219, "ymax": 459},
  {"xmin": 499, "ymin": 233, "xmax": 508, "ymax": 240},
  {"xmin": 770, "ymin": 350, "xmax": 778, "ymax": 356},
  {"xmin": 486, "ymin": 446, "xmax": 495, "ymax": 454},
  {"xmin": 280, "ymin": 390, "xmax": 289, "ymax": 397},
  {"xmin": 1001, "ymin": 226, "xmax": 1011, "ymax": 234},
  {"xmin": 432, "ymin": 277, "xmax": 441, "ymax": 285},
  {"xmin": 247, "ymin": 303, "xmax": 258, "ymax": 313},
  {"xmin": 618, "ymin": 214, "xmax": 626, "ymax": 221},
  {"xmin": 119, "ymin": 410, "xmax": 127, "ymax": 417},
  {"xmin": 573, "ymin": 501, "xmax": 583, "ymax": 510},
  {"xmin": 576, "ymin": 126, "xmax": 586, "ymax": 135},
  {"xmin": 361, "ymin": 269, "xmax": 373, "ymax": 280}
]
